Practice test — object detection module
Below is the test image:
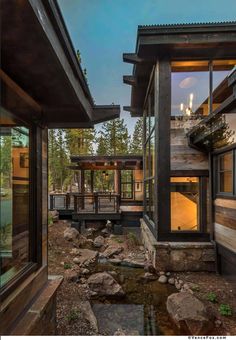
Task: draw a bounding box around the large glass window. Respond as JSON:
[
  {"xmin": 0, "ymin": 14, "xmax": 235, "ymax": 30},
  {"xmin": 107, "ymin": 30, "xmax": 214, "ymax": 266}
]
[
  {"xmin": 0, "ymin": 109, "xmax": 31, "ymax": 288},
  {"xmin": 171, "ymin": 177, "xmax": 199, "ymax": 232},
  {"xmin": 121, "ymin": 170, "xmax": 133, "ymax": 199},
  {"xmin": 171, "ymin": 61, "xmax": 210, "ymax": 117}
]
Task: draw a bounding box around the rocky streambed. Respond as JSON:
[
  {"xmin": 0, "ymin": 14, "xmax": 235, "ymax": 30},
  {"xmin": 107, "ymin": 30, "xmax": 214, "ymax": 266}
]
[{"xmin": 48, "ymin": 220, "xmax": 236, "ymax": 336}]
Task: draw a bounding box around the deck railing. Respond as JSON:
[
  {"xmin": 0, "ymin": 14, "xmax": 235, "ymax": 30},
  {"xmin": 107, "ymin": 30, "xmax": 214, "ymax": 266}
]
[{"xmin": 49, "ymin": 192, "xmax": 120, "ymax": 214}]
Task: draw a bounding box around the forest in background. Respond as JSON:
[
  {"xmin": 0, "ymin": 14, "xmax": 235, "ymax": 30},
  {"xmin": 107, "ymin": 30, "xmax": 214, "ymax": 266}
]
[{"xmin": 48, "ymin": 117, "xmax": 143, "ymax": 192}]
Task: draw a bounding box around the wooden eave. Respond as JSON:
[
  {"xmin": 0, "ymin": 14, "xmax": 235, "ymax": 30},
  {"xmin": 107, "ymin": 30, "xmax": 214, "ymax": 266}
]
[
  {"xmin": 70, "ymin": 155, "xmax": 143, "ymax": 170},
  {"xmin": 1, "ymin": 0, "xmax": 119, "ymax": 127}
]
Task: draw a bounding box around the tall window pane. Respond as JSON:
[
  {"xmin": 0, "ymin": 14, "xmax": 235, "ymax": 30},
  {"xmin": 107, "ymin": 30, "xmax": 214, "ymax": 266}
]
[
  {"xmin": 0, "ymin": 110, "xmax": 31, "ymax": 287},
  {"xmin": 171, "ymin": 177, "xmax": 199, "ymax": 231},
  {"xmin": 171, "ymin": 61, "xmax": 210, "ymax": 117}
]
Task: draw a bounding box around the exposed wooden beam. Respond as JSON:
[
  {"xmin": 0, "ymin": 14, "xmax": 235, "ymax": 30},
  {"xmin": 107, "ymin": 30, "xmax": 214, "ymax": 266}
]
[
  {"xmin": 92, "ymin": 105, "xmax": 120, "ymax": 124},
  {"xmin": 123, "ymin": 53, "xmax": 143, "ymax": 64},
  {"xmin": 123, "ymin": 106, "xmax": 143, "ymax": 117},
  {"xmin": 0, "ymin": 69, "xmax": 41, "ymax": 114},
  {"xmin": 123, "ymin": 75, "xmax": 137, "ymax": 86}
]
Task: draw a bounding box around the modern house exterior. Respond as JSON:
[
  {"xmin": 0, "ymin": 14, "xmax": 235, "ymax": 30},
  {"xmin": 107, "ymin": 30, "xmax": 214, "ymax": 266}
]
[
  {"xmin": 0, "ymin": 0, "xmax": 119, "ymax": 335},
  {"xmin": 123, "ymin": 22, "xmax": 236, "ymax": 280},
  {"xmin": 49, "ymin": 155, "xmax": 143, "ymax": 228}
]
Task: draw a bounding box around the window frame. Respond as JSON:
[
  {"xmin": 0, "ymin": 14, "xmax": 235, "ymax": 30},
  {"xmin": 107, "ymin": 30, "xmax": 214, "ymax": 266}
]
[
  {"xmin": 143, "ymin": 73, "xmax": 156, "ymax": 231},
  {"xmin": 214, "ymin": 147, "xmax": 236, "ymax": 199},
  {"xmin": 0, "ymin": 113, "xmax": 42, "ymax": 300},
  {"xmin": 121, "ymin": 170, "xmax": 134, "ymax": 200}
]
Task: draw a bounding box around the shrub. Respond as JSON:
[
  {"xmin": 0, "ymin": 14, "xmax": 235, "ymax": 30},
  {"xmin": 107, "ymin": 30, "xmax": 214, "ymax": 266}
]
[
  {"xmin": 64, "ymin": 263, "xmax": 72, "ymax": 270},
  {"xmin": 191, "ymin": 284, "xmax": 200, "ymax": 292},
  {"xmin": 48, "ymin": 213, "xmax": 53, "ymax": 226},
  {"xmin": 66, "ymin": 308, "xmax": 80, "ymax": 323},
  {"xmin": 219, "ymin": 304, "xmax": 232, "ymax": 316},
  {"xmin": 206, "ymin": 292, "xmax": 217, "ymax": 303}
]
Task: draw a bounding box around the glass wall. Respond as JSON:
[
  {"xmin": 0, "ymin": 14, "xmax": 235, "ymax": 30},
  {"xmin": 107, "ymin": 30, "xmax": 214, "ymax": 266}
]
[
  {"xmin": 171, "ymin": 61, "xmax": 210, "ymax": 117},
  {"xmin": 0, "ymin": 109, "xmax": 31, "ymax": 288},
  {"xmin": 144, "ymin": 85, "xmax": 155, "ymax": 224},
  {"xmin": 171, "ymin": 177, "xmax": 199, "ymax": 231},
  {"xmin": 121, "ymin": 170, "xmax": 133, "ymax": 199}
]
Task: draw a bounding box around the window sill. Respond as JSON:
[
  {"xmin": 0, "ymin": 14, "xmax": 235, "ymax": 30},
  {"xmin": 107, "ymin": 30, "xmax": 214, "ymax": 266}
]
[{"xmin": 0, "ymin": 262, "xmax": 38, "ymax": 300}]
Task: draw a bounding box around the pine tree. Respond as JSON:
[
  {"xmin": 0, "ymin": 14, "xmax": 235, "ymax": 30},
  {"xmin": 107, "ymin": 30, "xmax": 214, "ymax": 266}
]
[
  {"xmin": 65, "ymin": 129, "xmax": 95, "ymax": 156},
  {"xmin": 48, "ymin": 129, "xmax": 69, "ymax": 192},
  {"xmin": 130, "ymin": 118, "xmax": 143, "ymax": 155},
  {"xmin": 96, "ymin": 118, "xmax": 130, "ymax": 155}
]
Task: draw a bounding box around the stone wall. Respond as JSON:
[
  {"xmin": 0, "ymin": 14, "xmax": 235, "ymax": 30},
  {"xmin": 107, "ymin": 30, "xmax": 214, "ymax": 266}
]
[{"xmin": 140, "ymin": 219, "xmax": 215, "ymax": 272}]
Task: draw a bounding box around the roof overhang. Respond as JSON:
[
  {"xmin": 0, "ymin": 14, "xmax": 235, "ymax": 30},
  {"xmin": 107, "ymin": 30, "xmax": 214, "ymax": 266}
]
[
  {"xmin": 123, "ymin": 22, "xmax": 236, "ymax": 117},
  {"xmin": 70, "ymin": 155, "xmax": 143, "ymax": 170},
  {"xmin": 1, "ymin": 0, "xmax": 120, "ymax": 127}
]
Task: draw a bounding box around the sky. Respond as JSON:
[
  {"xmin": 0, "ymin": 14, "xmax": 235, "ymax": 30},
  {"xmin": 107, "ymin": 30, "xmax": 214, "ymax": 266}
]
[{"xmin": 58, "ymin": 0, "xmax": 236, "ymax": 135}]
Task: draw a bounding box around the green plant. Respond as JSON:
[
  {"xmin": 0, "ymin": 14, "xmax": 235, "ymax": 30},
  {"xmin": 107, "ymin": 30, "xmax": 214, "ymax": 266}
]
[
  {"xmin": 113, "ymin": 236, "xmax": 123, "ymax": 243},
  {"xmin": 66, "ymin": 308, "xmax": 80, "ymax": 323},
  {"xmin": 206, "ymin": 292, "xmax": 217, "ymax": 303},
  {"xmin": 191, "ymin": 284, "xmax": 200, "ymax": 292},
  {"xmin": 219, "ymin": 304, "xmax": 232, "ymax": 316},
  {"xmin": 48, "ymin": 213, "xmax": 53, "ymax": 226},
  {"xmin": 64, "ymin": 263, "xmax": 72, "ymax": 270}
]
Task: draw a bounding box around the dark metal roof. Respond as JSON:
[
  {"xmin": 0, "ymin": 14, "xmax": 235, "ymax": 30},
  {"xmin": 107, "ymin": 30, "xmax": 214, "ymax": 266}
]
[{"xmin": 138, "ymin": 21, "xmax": 236, "ymax": 29}]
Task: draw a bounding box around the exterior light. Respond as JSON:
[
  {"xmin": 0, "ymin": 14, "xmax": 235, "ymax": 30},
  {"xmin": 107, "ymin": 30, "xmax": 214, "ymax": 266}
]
[
  {"xmin": 180, "ymin": 103, "xmax": 184, "ymax": 111},
  {"xmin": 186, "ymin": 108, "xmax": 191, "ymax": 116}
]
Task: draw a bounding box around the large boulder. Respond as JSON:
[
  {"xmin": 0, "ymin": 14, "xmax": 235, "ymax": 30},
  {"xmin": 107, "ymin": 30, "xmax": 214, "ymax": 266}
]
[
  {"xmin": 102, "ymin": 245, "xmax": 123, "ymax": 258},
  {"xmin": 166, "ymin": 292, "xmax": 213, "ymax": 335},
  {"xmin": 79, "ymin": 301, "xmax": 98, "ymax": 333},
  {"xmin": 93, "ymin": 236, "xmax": 105, "ymax": 248},
  {"xmin": 64, "ymin": 227, "xmax": 80, "ymax": 242},
  {"xmin": 73, "ymin": 249, "xmax": 98, "ymax": 266},
  {"xmin": 87, "ymin": 272, "xmax": 125, "ymax": 297}
]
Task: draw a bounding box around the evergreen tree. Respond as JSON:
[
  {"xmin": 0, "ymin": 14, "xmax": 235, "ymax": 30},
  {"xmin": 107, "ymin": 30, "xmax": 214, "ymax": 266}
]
[
  {"xmin": 65, "ymin": 129, "xmax": 95, "ymax": 156},
  {"xmin": 96, "ymin": 118, "xmax": 130, "ymax": 155},
  {"xmin": 48, "ymin": 129, "xmax": 69, "ymax": 192},
  {"xmin": 130, "ymin": 118, "xmax": 143, "ymax": 155}
]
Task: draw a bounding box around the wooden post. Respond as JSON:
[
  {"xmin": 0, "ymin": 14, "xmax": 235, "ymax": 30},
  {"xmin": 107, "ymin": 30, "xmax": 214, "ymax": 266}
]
[
  {"xmin": 81, "ymin": 170, "xmax": 85, "ymax": 209},
  {"xmin": 90, "ymin": 170, "xmax": 94, "ymax": 193},
  {"xmin": 50, "ymin": 194, "xmax": 54, "ymax": 210},
  {"xmin": 94, "ymin": 192, "xmax": 98, "ymax": 213},
  {"xmin": 74, "ymin": 195, "xmax": 78, "ymax": 212},
  {"xmin": 66, "ymin": 193, "xmax": 70, "ymax": 209},
  {"xmin": 154, "ymin": 60, "xmax": 171, "ymax": 238}
]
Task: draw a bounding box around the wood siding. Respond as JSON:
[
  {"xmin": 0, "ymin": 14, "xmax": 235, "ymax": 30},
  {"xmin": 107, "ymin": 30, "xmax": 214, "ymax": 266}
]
[
  {"xmin": 171, "ymin": 120, "xmax": 208, "ymax": 170},
  {"xmin": 214, "ymin": 198, "xmax": 236, "ymax": 253}
]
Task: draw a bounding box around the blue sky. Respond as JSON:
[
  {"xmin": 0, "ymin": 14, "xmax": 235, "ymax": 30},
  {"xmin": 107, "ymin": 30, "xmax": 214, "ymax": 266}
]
[{"xmin": 58, "ymin": 0, "xmax": 236, "ymax": 135}]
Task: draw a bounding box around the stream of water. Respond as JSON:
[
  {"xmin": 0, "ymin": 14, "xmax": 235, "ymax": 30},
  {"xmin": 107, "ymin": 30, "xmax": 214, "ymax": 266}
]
[{"xmin": 90, "ymin": 259, "xmax": 180, "ymax": 336}]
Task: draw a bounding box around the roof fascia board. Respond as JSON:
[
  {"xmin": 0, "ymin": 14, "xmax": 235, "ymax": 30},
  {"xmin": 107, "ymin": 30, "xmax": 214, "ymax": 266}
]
[{"xmin": 29, "ymin": 0, "xmax": 93, "ymax": 120}]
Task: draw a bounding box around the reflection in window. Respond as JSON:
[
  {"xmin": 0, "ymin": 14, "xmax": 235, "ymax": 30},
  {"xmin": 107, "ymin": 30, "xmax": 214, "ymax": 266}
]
[
  {"xmin": 93, "ymin": 170, "xmax": 114, "ymax": 193},
  {"xmin": 218, "ymin": 152, "xmax": 233, "ymax": 193},
  {"xmin": 171, "ymin": 61, "xmax": 210, "ymax": 117},
  {"xmin": 0, "ymin": 111, "xmax": 31, "ymax": 288},
  {"xmin": 171, "ymin": 177, "xmax": 199, "ymax": 231}
]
